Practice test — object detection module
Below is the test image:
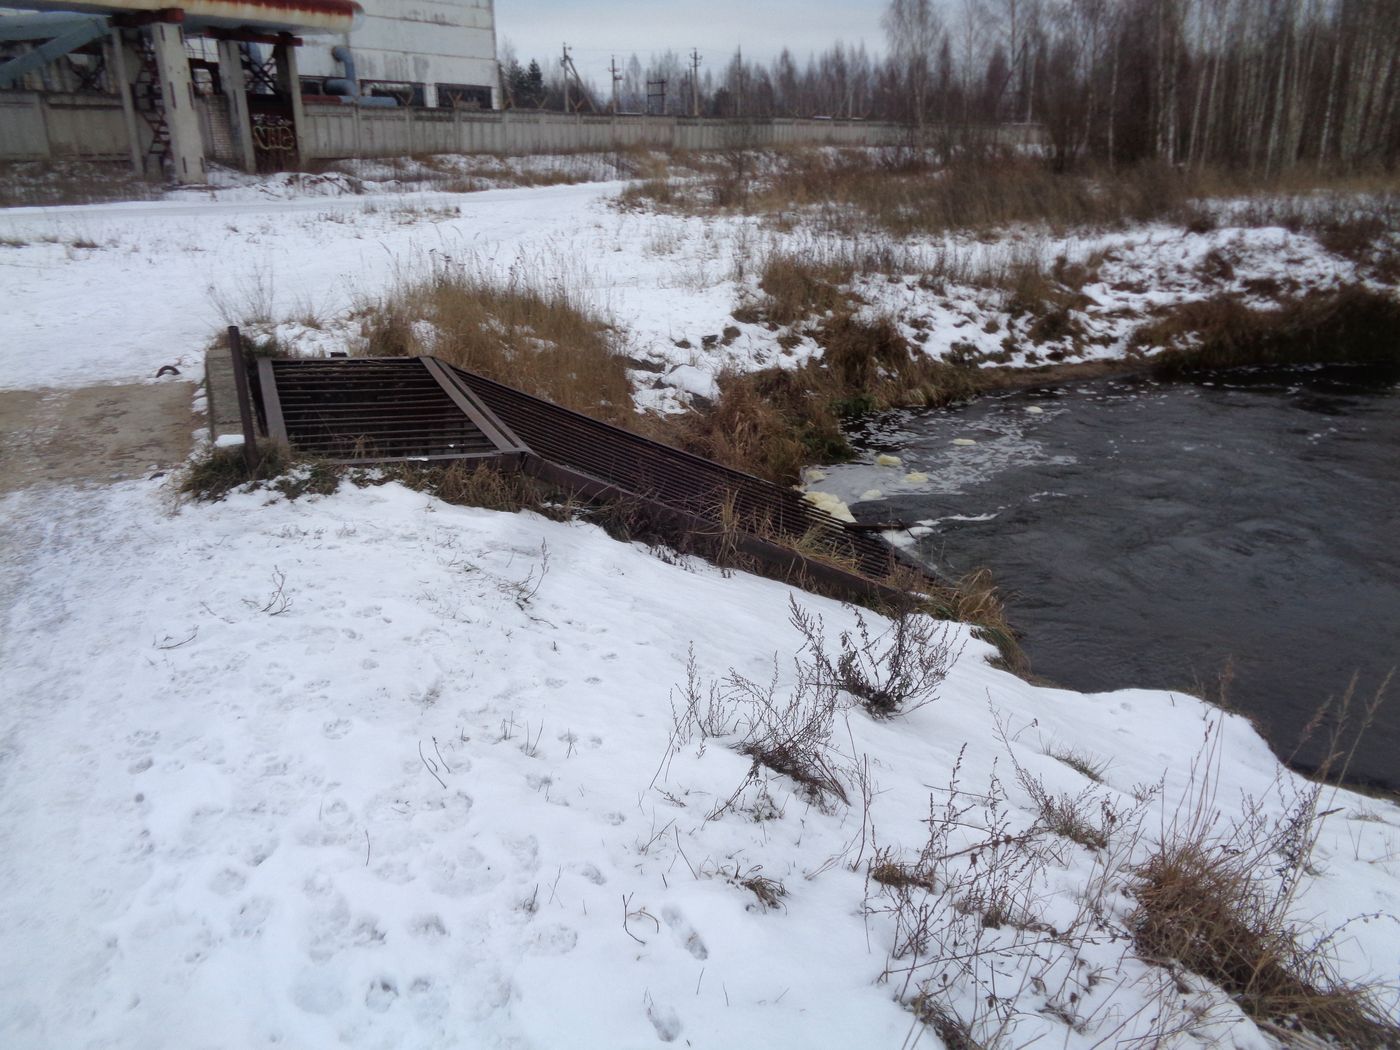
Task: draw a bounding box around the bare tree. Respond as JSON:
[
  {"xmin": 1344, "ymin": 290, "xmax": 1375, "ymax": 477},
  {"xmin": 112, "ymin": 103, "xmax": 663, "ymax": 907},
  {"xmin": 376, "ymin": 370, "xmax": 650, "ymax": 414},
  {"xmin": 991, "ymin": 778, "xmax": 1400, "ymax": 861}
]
[{"xmin": 883, "ymin": 0, "xmax": 945, "ymax": 125}]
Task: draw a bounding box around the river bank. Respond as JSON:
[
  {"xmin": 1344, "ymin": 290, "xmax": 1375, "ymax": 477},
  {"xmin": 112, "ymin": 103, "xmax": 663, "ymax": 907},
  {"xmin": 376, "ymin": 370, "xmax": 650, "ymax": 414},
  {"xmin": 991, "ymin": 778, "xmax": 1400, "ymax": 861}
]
[{"xmin": 805, "ymin": 362, "xmax": 1400, "ymax": 792}]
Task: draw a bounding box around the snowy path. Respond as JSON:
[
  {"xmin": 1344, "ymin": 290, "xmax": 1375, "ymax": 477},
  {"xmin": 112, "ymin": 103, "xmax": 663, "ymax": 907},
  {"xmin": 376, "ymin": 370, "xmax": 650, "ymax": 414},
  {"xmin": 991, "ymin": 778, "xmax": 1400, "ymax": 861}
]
[{"xmin": 0, "ymin": 182, "xmax": 751, "ymax": 394}]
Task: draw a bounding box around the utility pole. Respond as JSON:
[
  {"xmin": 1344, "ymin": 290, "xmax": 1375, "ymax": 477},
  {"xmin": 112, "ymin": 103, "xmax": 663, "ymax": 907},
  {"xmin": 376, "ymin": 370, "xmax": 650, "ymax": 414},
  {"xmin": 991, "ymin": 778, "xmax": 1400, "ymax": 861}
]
[
  {"xmin": 561, "ymin": 43, "xmax": 571, "ymax": 113},
  {"xmin": 689, "ymin": 48, "xmax": 702, "ymax": 117},
  {"xmin": 735, "ymin": 45, "xmax": 744, "ymax": 118},
  {"xmin": 609, "ymin": 55, "xmax": 621, "ymax": 114}
]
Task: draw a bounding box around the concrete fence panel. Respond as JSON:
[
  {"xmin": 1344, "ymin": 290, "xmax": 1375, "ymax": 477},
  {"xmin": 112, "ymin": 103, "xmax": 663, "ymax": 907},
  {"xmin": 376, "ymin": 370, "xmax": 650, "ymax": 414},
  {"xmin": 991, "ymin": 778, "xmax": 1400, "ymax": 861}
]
[
  {"xmin": 294, "ymin": 106, "xmax": 1016, "ymax": 161},
  {"xmin": 0, "ymin": 93, "xmax": 51, "ymax": 160}
]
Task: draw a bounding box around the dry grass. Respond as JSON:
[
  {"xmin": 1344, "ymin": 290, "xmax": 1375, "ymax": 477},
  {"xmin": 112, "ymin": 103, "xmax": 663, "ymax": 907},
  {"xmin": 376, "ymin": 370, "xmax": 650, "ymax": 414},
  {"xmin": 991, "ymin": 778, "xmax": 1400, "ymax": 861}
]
[
  {"xmin": 357, "ymin": 264, "xmax": 635, "ymax": 425},
  {"xmin": 668, "ymin": 310, "xmax": 985, "ymax": 487},
  {"xmin": 628, "ymin": 148, "xmax": 1189, "ymax": 234},
  {"xmin": 735, "ymin": 251, "xmax": 858, "ymax": 327},
  {"xmin": 0, "ymin": 160, "xmax": 160, "ymax": 208},
  {"xmin": 1046, "ymin": 744, "xmax": 1110, "ymax": 783},
  {"xmin": 666, "ymin": 367, "xmax": 848, "ymax": 485},
  {"xmin": 1136, "ymin": 285, "xmax": 1400, "ymax": 374},
  {"xmin": 387, "ymin": 460, "xmax": 574, "ymax": 518},
  {"xmin": 627, "ymin": 147, "xmax": 1400, "ymax": 242},
  {"xmin": 1131, "ymin": 838, "xmax": 1398, "ymax": 1046},
  {"xmin": 1128, "ymin": 698, "xmax": 1400, "ymax": 1050},
  {"xmin": 179, "ymin": 444, "xmax": 292, "ymax": 502}
]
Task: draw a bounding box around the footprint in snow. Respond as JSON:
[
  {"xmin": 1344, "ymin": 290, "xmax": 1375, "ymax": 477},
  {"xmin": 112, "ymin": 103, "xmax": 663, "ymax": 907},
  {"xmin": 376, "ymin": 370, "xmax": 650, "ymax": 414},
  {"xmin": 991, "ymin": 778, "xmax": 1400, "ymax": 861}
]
[
  {"xmin": 425, "ymin": 847, "xmax": 501, "ymax": 898},
  {"xmin": 407, "ymin": 976, "xmax": 450, "ymax": 1023},
  {"xmin": 646, "ymin": 1000, "xmax": 682, "ymax": 1043},
  {"xmin": 409, "ymin": 913, "xmax": 448, "ymax": 939},
  {"xmin": 292, "ymin": 971, "xmax": 346, "ymax": 1016},
  {"xmin": 322, "ymin": 718, "xmax": 351, "ymax": 740},
  {"xmin": 466, "ymin": 969, "xmax": 515, "ymax": 1021},
  {"xmin": 128, "ymin": 756, "xmax": 153, "ymax": 774},
  {"xmin": 231, "ymin": 896, "xmax": 272, "ymax": 938},
  {"xmin": 208, "ymin": 867, "xmax": 246, "ymax": 896},
  {"xmin": 526, "ymin": 923, "xmax": 578, "ymax": 956},
  {"xmin": 662, "ymin": 906, "xmax": 708, "ymax": 960},
  {"xmin": 569, "ymin": 861, "xmax": 606, "ymax": 885},
  {"xmin": 506, "ymin": 834, "xmax": 540, "ymax": 872},
  {"xmin": 242, "ymin": 837, "xmax": 278, "ymax": 868},
  {"xmin": 365, "ymin": 977, "xmax": 399, "ymax": 1013}
]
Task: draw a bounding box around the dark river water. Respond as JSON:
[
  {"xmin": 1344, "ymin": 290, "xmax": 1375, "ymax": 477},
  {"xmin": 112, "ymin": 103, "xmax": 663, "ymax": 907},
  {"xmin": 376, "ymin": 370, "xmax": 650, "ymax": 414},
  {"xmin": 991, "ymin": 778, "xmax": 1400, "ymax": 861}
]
[{"xmin": 813, "ymin": 363, "xmax": 1400, "ymax": 790}]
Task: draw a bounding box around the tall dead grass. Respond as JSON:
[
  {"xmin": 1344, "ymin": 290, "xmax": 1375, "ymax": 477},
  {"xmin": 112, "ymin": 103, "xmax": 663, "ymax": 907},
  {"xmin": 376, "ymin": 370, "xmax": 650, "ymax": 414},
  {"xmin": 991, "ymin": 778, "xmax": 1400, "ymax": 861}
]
[
  {"xmin": 357, "ymin": 264, "xmax": 635, "ymax": 425},
  {"xmin": 627, "ymin": 147, "xmax": 1400, "ymax": 243},
  {"xmin": 1136, "ymin": 286, "xmax": 1400, "ymax": 374},
  {"xmin": 1129, "ymin": 689, "xmax": 1400, "ymax": 1049}
]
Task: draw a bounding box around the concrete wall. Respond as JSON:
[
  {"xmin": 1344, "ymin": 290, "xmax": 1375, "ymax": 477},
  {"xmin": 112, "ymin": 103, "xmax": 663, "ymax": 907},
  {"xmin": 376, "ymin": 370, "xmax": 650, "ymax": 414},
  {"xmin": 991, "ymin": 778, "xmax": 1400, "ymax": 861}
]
[
  {"xmin": 300, "ymin": 107, "xmax": 949, "ymax": 160},
  {"xmin": 1, "ymin": 90, "xmax": 1045, "ymax": 169},
  {"xmin": 0, "ymin": 91, "xmax": 128, "ymax": 160}
]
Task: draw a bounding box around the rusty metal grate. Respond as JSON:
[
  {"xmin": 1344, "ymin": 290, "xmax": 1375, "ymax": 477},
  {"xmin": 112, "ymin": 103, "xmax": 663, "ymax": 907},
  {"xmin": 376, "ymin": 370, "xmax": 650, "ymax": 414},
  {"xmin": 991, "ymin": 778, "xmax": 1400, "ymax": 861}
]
[
  {"xmin": 446, "ymin": 365, "xmax": 899, "ymax": 583},
  {"xmin": 253, "ymin": 352, "xmax": 904, "ymax": 594},
  {"xmin": 258, "ymin": 357, "xmax": 527, "ymax": 464}
]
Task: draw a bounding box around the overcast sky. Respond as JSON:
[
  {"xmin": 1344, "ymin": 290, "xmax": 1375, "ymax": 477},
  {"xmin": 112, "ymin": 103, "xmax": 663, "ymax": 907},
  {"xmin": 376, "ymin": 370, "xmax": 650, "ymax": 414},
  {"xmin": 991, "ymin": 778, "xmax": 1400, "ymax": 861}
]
[{"xmin": 494, "ymin": 1, "xmax": 887, "ymax": 85}]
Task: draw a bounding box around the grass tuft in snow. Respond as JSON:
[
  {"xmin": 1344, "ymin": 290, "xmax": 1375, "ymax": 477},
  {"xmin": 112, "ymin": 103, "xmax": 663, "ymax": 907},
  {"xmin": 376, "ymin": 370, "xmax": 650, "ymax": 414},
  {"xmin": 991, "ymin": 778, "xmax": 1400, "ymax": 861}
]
[
  {"xmin": 1045, "ymin": 744, "xmax": 1110, "ymax": 783},
  {"xmin": 1129, "ymin": 713, "xmax": 1400, "ymax": 1048},
  {"xmin": 179, "ymin": 444, "xmax": 292, "ymax": 502}
]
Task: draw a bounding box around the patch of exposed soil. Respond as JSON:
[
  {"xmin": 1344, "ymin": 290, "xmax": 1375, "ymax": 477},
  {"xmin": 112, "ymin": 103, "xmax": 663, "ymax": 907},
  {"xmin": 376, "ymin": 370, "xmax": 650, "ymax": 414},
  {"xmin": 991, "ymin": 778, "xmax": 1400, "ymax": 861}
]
[{"xmin": 0, "ymin": 381, "xmax": 196, "ymax": 494}]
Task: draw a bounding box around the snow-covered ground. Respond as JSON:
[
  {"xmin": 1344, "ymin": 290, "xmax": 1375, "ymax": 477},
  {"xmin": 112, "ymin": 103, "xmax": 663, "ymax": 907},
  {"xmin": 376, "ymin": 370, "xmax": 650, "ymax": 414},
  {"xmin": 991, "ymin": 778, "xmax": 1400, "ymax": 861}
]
[
  {"xmin": 2, "ymin": 169, "xmax": 1398, "ymax": 1049},
  {"xmin": 3, "ymin": 476, "xmax": 1398, "ymax": 1049},
  {"xmin": 0, "ymin": 169, "xmax": 1371, "ymax": 406}
]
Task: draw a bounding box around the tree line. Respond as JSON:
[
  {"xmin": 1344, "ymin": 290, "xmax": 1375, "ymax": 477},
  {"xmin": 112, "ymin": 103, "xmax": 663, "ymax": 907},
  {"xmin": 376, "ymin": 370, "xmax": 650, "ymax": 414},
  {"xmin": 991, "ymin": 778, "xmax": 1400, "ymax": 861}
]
[{"xmin": 502, "ymin": 0, "xmax": 1397, "ymax": 172}]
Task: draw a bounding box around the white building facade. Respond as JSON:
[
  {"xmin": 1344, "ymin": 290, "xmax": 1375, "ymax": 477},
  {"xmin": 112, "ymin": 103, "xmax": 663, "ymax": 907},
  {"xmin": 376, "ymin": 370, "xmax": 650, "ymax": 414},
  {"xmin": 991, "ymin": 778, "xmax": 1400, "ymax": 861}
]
[{"xmin": 295, "ymin": 0, "xmax": 499, "ymax": 110}]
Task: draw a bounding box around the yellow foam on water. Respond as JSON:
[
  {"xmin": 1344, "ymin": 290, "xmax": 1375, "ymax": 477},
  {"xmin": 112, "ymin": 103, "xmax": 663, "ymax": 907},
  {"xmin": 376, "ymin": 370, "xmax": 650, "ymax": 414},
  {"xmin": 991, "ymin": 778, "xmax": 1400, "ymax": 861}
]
[{"xmin": 802, "ymin": 490, "xmax": 855, "ymax": 523}]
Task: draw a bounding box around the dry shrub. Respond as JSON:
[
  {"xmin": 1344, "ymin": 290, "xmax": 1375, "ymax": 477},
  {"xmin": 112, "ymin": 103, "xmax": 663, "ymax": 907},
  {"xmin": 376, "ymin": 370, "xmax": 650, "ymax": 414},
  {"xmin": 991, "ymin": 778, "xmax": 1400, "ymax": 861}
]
[
  {"xmin": 788, "ymin": 595, "xmax": 962, "ymax": 719},
  {"xmin": 358, "ymin": 264, "xmax": 635, "ymax": 425},
  {"xmin": 1136, "ymin": 285, "xmax": 1400, "ymax": 374},
  {"xmin": 664, "ymin": 645, "xmax": 851, "ymax": 814},
  {"xmin": 868, "ymin": 748, "xmax": 1084, "ymax": 1041},
  {"xmin": 1015, "ymin": 768, "xmax": 1114, "ymax": 851}
]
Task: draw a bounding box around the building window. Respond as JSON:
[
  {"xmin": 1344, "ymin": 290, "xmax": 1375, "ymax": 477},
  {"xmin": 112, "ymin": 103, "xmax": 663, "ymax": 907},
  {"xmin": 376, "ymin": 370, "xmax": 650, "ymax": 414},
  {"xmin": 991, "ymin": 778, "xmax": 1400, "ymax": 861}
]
[
  {"xmin": 361, "ymin": 80, "xmax": 425, "ymax": 107},
  {"xmin": 436, "ymin": 83, "xmax": 492, "ymax": 110}
]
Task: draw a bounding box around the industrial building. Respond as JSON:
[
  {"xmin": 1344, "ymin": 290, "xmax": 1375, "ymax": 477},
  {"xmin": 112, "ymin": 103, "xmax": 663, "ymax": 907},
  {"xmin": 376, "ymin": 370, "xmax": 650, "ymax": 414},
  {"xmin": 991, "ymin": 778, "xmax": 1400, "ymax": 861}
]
[{"xmin": 0, "ymin": 0, "xmax": 501, "ymax": 181}]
